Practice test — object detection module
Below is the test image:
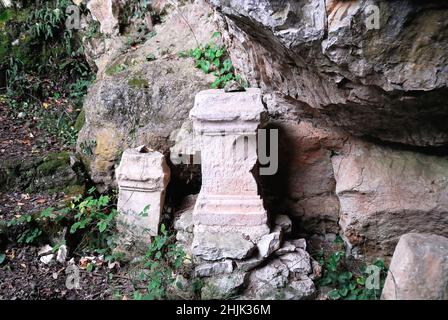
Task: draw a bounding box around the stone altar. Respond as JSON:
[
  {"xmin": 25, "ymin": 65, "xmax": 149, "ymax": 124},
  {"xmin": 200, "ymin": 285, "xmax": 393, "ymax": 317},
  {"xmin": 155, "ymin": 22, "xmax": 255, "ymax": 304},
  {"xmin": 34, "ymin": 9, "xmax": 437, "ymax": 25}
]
[
  {"xmin": 116, "ymin": 146, "xmax": 170, "ymax": 251},
  {"xmin": 189, "ymin": 88, "xmax": 270, "ymax": 256}
]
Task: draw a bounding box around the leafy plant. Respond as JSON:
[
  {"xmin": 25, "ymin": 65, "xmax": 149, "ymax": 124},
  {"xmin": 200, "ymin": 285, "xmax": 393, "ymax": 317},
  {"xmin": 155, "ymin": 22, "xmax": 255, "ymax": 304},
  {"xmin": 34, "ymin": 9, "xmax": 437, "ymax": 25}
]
[
  {"xmin": 1, "ymin": 0, "xmax": 93, "ymax": 147},
  {"xmin": 180, "ymin": 32, "xmax": 247, "ymax": 88},
  {"xmin": 132, "ymin": 224, "xmax": 186, "ymax": 300},
  {"xmin": 6, "ymin": 207, "xmax": 60, "ymax": 244},
  {"xmin": 317, "ymin": 250, "xmax": 388, "ymax": 300},
  {"xmin": 68, "ymin": 187, "xmax": 118, "ymax": 256},
  {"xmin": 79, "ymin": 140, "xmax": 97, "ymax": 156},
  {"xmin": 85, "ymin": 20, "xmax": 101, "ymax": 39}
]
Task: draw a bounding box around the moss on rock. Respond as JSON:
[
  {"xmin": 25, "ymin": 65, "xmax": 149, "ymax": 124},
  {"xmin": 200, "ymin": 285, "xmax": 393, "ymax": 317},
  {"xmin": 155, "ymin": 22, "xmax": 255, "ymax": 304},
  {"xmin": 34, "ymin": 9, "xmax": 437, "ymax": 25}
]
[
  {"xmin": 127, "ymin": 77, "xmax": 149, "ymax": 89},
  {"xmin": 36, "ymin": 151, "xmax": 70, "ymax": 176},
  {"xmin": 74, "ymin": 109, "xmax": 86, "ymax": 132},
  {"xmin": 63, "ymin": 184, "xmax": 85, "ymax": 198}
]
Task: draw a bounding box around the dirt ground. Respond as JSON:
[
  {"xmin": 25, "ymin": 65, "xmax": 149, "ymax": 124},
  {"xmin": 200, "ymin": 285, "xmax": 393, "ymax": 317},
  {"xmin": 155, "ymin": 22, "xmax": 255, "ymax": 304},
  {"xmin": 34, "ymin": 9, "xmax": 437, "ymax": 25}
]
[{"xmin": 0, "ymin": 101, "xmax": 136, "ymax": 300}]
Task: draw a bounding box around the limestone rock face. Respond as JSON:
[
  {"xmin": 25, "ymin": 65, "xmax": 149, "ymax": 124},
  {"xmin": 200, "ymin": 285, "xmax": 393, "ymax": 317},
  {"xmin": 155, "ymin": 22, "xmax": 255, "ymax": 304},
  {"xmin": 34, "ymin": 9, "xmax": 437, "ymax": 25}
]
[
  {"xmin": 210, "ymin": 0, "xmax": 448, "ymax": 251},
  {"xmin": 381, "ymin": 233, "xmax": 448, "ymax": 300},
  {"xmin": 332, "ymin": 141, "xmax": 448, "ymax": 257},
  {"xmin": 263, "ymin": 119, "xmax": 345, "ymax": 236},
  {"xmin": 279, "ymin": 250, "xmax": 312, "ymax": 275},
  {"xmin": 77, "ymin": 0, "xmax": 216, "ymax": 190},
  {"xmin": 86, "ymin": 0, "xmax": 120, "ymax": 35},
  {"xmin": 212, "ymin": 0, "xmax": 448, "ymax": 147}
]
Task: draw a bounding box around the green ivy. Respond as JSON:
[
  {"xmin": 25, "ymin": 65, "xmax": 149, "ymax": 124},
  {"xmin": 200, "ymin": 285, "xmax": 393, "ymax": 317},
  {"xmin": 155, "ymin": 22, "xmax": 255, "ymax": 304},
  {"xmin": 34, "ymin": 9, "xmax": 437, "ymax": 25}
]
[
  {"xmin": 317, "ymin": 250, "xmax": 388, "ymax": 300},
  {"xmin": 132, "ymin": 224, "xmax": 186, "ymax": 300},
  {"xmin": 1, "ymin": 0, "xmax": 93, "ymax": 147},
  {"xmin": 6, "ymin": 207, "xmax": 60, "ymax": 245},
  {"xmin": 68, "ymin": 187, "xmax": 118, "ymax": 256},
  {"xmin": 179, "ymin": 32, "xmax": 247, "ymax": 88}
]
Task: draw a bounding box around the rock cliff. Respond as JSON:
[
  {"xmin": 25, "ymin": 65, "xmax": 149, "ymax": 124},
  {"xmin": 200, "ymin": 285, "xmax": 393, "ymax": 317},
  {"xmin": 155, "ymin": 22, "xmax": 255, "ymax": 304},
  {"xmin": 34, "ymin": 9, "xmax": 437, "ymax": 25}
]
[{"xmin": 77, "ymin": 0, "xmax": 448, "ymax": 258}]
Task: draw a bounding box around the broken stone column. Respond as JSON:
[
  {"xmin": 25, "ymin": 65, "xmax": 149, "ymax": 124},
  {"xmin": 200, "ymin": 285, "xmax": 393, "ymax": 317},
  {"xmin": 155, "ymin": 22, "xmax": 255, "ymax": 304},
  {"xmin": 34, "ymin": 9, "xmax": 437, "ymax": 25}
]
[
  {"xmin": 189, "ymin": 88, "xmax": 270, "ymax": 260},
  {"xmin": 116, "ymin": 146, "xmax": 170, "ymax": 252}
]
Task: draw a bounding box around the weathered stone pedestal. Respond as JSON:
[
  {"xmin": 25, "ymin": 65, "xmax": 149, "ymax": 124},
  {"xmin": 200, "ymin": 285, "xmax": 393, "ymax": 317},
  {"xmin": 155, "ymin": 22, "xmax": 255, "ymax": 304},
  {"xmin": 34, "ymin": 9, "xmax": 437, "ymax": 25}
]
[
  {"xmin": 115, "ymin": 146, "xmax": 170, "ymax": 253},
  {"xmin": 189, "ymin": 89, "xmax": 269, "ymax": 259}
]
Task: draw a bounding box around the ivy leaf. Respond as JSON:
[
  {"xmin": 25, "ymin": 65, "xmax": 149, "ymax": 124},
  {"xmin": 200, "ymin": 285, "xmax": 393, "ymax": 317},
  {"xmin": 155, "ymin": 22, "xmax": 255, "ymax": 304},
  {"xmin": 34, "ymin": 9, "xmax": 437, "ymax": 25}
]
[
  {"xmin": 356, "ymin": 276, "xmax": 366, "ymax": 286},
  {"xmin": 339, "ymin": 288, "xmax": 349, "ymax": 297},
  {"xmin": 346, "ymin": 293, "xmax": 358, "ymax": 300},
  {"xmin": 373, "ymin": 259, "xmax": 386, "ymax": 270},
  {"xmin": 70, "ymin": 221, "xmax": 81, "ymax": 234},
  {"xmin": 139, "ymin": 205, "xmax": 150, "ymax": 217},
  {"xmin": 319, "ymin": 276, "xmax": 333, "ymax": 286},
  {"xmin": 98, "ymin": 220, "xmax": 107, "ymax": 233},
  {"xmin": 0, "ymin": 253, "xmax": 6, "ymax": 264},
  {"xmin": 338, "ymin": 271, "xmax": 353, "ymax": 283},
  {"xmin": 215, "ymin": 49, "xmax": 224, "ymax": 58},
  {"xmin": 328, "ymin": 289, "xmax": 341, "ymax": 300},
  {"xmin": 40, "ymin": 207, "xmax": 54, "ymax": 218},
  {"xmin": 211, "ymin": 78, "xmax": 221, "ymax": 88},
  {"xmin": 200, "ymin": 60, "xmax": 211, "ymax": 73}
]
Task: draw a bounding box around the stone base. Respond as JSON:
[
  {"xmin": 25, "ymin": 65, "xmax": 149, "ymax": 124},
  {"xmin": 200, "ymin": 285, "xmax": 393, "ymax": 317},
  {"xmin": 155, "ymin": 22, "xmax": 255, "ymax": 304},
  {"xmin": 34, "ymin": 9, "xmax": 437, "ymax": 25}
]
[
  {"xmin": 191, "ymin": 224, "xmax": 270, "ymax": 262},
  {"xmin": 193, "ymin": 194, "xmax": 268, "ymax": 226},
  {"xmin": 194, "ymin": 224, "xmax": 270, "ymax": 244}
]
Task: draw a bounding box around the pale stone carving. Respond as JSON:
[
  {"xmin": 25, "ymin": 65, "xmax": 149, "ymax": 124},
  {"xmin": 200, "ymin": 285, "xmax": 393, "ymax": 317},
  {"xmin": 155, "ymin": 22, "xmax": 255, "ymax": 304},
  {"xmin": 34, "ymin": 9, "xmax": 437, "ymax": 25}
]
[
  {"xmin": 189, "ymin": 89, "xmax": 269, "ymax": 244},
  {"xmin": 116, "ymin": 146, "xmax": 170, "ymax": 250}
]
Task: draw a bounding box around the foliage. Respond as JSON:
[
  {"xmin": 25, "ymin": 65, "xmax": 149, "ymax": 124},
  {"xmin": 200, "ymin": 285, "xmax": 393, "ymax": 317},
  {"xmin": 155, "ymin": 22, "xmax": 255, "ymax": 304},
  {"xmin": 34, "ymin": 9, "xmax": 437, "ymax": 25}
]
[
  {"xmin": 128, "ymin": 0, "xmax": 162, "ymax": 23},
  {"xmin": 180, "ymin": 32, "xmax": 247, "ymax": 88},
  {"xmin": 3, "ymin": 0, "xmax": 90, "ymax": 95},
  {"xmin": 79, "ymin": 139, "xmax": 97, "ymax": 156},
  {"xmin": 6, "ymin": 207, "xmax": 60, "ymax": 244},
  {"xmin": 6, "ymin": 187, "xmax": 119, "ymax": 262},
  {"xmin": 105, "ymin": 63, "xmax": 127, "ymax": 76},
  {"xmin": 67, "ymin": 187, "xmax": 118, "ymax": 257},
  {"xmin": 1, "ymin": 0, "xmax": 93, "ymax": 147},
  {"xmin": 84, "ymin": 20, "xmax": 100, "ymax": 39},
  {"xmin": 132, "ymin": 224, "xmax": 186, "ymax": 300},
  {"xmin": 317, "ymin": 249, "xmax": 388, "ymax": 300}
]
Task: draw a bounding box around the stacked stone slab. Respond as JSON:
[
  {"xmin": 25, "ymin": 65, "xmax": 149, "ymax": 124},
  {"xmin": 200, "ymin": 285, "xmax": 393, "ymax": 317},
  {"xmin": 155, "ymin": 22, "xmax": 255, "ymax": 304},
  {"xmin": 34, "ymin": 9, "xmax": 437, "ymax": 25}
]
[{"xmin": 173, "ymin": 201, "xmax": 317, "ymax": 299}]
